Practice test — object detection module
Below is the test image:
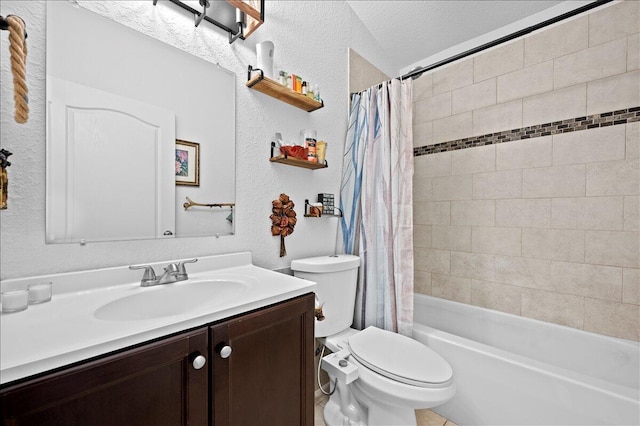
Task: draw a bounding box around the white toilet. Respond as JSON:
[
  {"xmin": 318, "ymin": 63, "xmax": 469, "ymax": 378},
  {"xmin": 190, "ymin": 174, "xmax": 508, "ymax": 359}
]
[{"xmin": 291, "ymin": 255, "xmax": 455, "ymax": 426}]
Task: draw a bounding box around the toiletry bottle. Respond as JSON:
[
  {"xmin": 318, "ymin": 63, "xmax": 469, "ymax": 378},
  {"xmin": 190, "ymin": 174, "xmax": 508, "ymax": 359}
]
[
  {"xmin": 278, "ymin": 70, "xmax": 286, "ymax": 85},
  {"xmin": 307, "ymin": 83, "xmax": 315, "ymax": 99},
  {"xmin": 314, "ymin": 84, "xmax": 320, "ymax": 102},
  {"xmin": 302, "ymin": 129, "xmax": 317, "ymax": 163},
  {"xmin": 302, "ymin": 81, "xmax": 308, "ymax": 95},
  {"xmin": 296, "ymin": 76, "xmax": 303, "ymax": 93}
]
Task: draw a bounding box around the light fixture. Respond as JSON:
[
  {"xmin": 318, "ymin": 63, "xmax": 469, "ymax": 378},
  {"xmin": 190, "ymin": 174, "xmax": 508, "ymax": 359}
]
[{"xmin": 153, "ymin": 0, "xmax": 264, "ymax": 44}]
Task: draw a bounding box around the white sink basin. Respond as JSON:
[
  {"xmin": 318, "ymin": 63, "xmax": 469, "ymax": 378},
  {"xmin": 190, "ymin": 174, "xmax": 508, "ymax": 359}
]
[{"xmin": 94, "ymin": 279, "xmax": 249, "ymax": 321}]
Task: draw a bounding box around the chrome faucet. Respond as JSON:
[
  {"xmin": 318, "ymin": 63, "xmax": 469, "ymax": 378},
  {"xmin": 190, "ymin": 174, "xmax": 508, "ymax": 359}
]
[{"xmin": 129, "ymin": 258, "xmax": 198, "ymax": 287}]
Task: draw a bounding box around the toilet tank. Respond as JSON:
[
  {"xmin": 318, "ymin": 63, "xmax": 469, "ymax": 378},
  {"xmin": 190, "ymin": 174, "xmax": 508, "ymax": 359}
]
[{"xmin": 291, "ymin": 255, "xmax": 360, "ymax": 338}]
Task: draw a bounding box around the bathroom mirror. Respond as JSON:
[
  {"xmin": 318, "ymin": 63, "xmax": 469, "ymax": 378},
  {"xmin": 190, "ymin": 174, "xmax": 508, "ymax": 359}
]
[{"xmin": 45, "ymin": 1, "xmax": 236, "ymax": 243}]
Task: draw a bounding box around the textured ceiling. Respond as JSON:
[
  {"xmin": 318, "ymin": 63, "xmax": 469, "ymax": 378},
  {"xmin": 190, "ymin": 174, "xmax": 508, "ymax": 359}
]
[{"xmin": 346, "ymin": 0, "xmax": 570, "ymax": 71}]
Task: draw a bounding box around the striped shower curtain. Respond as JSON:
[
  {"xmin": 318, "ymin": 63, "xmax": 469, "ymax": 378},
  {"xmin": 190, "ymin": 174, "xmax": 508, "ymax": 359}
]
[{"xmin": 338, "ymin": 78, "xmax": 414, "ymax": 337}]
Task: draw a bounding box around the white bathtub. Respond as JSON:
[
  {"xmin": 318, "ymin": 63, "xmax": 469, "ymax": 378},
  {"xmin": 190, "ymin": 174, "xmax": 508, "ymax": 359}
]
[{"xmin": 412, "ymin": 294, "xmax": 640, "ymax": 426}]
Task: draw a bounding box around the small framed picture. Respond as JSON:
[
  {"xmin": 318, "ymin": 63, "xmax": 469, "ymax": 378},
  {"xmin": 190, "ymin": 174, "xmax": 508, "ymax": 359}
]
[{"xmin": 175, "ymin": 139, "xmax": 200, "ymax": 186}]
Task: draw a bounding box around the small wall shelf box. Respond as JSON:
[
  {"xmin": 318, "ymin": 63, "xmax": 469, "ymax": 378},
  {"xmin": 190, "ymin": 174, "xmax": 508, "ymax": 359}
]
[{"xmin": 247, "ymin": 66, "xmax": 324, "ymax": 112}]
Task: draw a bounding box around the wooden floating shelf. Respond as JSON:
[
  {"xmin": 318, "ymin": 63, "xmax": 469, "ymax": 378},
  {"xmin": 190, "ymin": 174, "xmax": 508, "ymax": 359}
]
[
  {"xmin": 247, "ymin": 73, "xmax": 324, "ymax": 112},
  {"xmin": 269, "ymin": 156, "xmax": 327, "ymax": 170}
]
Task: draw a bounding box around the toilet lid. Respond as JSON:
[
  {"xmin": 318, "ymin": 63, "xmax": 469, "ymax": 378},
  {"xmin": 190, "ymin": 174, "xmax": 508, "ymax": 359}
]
[{"xmin": 347, "ymin": 326, "xmax": 453, "ymax": 388}]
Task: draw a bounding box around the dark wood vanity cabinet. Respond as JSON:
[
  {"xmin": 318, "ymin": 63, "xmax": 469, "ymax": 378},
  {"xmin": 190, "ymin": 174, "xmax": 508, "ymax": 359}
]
[
  {"xmin": 0, "ymin": 328, "xmax": 209, "ymax": 426},
  {"xmin": 0, "ymin": 293, "xmax": 314, "ymax": 426},
  {"xmin": 211, "ymin": 293, "xmax": 315, "ymax": 425}
]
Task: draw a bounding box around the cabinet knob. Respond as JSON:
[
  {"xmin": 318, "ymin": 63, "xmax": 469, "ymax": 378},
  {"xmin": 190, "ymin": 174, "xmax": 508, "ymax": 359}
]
[
  {"xmin": 219, "ymin": 345, "xmax": 232, "ymax": 359},
  {"xmin": 192, "ymin": 354, "xmax": 207, "ymax": 370}
]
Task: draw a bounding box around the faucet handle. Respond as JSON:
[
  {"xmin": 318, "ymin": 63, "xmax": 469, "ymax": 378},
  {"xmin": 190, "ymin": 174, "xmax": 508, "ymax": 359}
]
[
  {"xmin": 129, "ymin": 265, "xmax": 157, "ymax": 284},
  {"xmin": 176, "ymin": 258, "xmax": 198, "ymax": 276}
]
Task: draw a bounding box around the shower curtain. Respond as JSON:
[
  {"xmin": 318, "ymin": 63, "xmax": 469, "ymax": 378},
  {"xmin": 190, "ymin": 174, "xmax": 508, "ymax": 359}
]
[{"xmin": 338, "ymin": 78, "xmax": 414, "ymax": 337}]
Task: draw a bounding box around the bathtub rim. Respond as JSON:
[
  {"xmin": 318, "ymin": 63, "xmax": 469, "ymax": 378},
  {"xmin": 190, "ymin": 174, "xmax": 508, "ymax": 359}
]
[{"xmin": 412, "ymin": 294, "xmax": 640, "ymax": 402}]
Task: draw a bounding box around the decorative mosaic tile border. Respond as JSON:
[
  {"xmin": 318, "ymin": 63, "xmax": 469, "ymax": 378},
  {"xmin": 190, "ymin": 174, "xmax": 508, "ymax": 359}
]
[{"xmin": 414, "ymin": 106, "xmax": 640, "ymax": 157}]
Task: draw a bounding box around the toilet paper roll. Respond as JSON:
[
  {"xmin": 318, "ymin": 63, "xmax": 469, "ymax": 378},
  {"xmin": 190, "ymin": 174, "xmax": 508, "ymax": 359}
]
[{"xmin": 256, "ymin": 41, "xmax": 274, "ymax": 79}]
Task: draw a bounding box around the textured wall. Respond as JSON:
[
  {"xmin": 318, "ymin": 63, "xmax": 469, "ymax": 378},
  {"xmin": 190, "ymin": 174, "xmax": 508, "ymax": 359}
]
[
  {"xmin": 0, "ymin": 1, "xmax": 395, "ymax": 279},
  {"xmin": 412, "ymin": 1, "xmax": 640, "ymax": 341}
]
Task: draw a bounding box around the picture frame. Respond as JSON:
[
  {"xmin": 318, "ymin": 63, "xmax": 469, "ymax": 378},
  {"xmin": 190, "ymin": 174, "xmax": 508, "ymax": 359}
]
[{"xmin": 175, "ymin": 139, "xmax": 200, "ymax": 186}]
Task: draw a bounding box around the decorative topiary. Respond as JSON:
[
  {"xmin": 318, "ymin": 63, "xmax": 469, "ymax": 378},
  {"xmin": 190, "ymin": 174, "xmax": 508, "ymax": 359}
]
[{"xmin": 270, "ymin": 193, "xmax": 297, "ymax": 257}]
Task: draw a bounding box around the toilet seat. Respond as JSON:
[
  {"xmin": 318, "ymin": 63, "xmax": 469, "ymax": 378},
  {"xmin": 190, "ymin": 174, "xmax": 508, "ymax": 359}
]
[{"xmin": 347, "ymin": 326, "xmax": 453, "ymax": 388}]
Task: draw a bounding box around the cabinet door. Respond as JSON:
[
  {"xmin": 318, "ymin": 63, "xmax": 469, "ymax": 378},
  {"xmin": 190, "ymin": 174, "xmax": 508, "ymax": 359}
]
[
  {"xmin": 1, "ymin": 328, "xmax": 208, "ymax": 426},
  {"xmin": 211, "ymin": 293, "xmax": 314, "ymax": 426}
]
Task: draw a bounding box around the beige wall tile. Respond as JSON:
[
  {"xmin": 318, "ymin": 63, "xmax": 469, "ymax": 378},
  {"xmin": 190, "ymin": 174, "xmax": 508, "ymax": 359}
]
[
  {"xmin": 494, "ymin": 255, "xmax": 551, "ymax": 289},
  {"xmin": 587, "ymin": 70, "xmax": 640, "ymax": 115},
  {"xmin": 521, "ymin": 288, "xmax": 584, "ymax": 329},
  {"xmin": 412, "ymin": 72, "xmax": 433, "ymax": 102},
  {"xmin": 585, "ymin": 230, "xmax": 640, "ymax": 268},
  {"xmin": 550, "ymin": 261, "xmax": 623, "ymax": 301},
  {"xmin": 408, "ymin": 0, "xmax": 640, "ymax": 340},
  {"xmin": 523, "ymin": 84, "xmax": 587, "ymax": 127},
  {"xmin": 451, "ymin": 200, "xmax": 496, "ymax": 226},
  {"xmin": 586, "ymin": 158, "xmax": 640, "ymax": 196},
  {"xmin": 584, "ymin": 298, "xmax": 639, "ymax": 341},
  {"xmin": 413, "ymin": 224, "xmax": 432, "ymax": 249},
  {"xmin": 627, "ymin": 122, "xmax": 640, "ymax": 159},
  {"xmin": 451, "ymin": 252, "xmax": 495, "ymax": 281},
  {"xmin": 497, "ymin": 135, "xmax": 552, "ymax": 170},
  {"xmin": 472, "ymin": 227, "xmax": 522, "ymax": 256},
  {"xmin": 473, "ymin": 170, "xmax": 522, "ymax": 199},
  {"xmin": 414, "ymin": 201, "xmax": 450, "ymax": 225},
  {"xmin": 552, "ymin": 125, "xmax": 626, "ymax": 165},
  {"xmin": 589, "ymin": 0, "xmax": 640, "ymax": 47},
  {"xmin": 623, "ymin": 268, "xmax": 640, "ymax": 304},
  {"xmin": 474, "ymin": 40, "xmax": 524, "ymax": 83},
  {"xmin": 551, "ymin": 196, "xmax": 624, "ymax": 231},
  {"xmin": 451, "ymin": 79, "xmax": 496, "ymax": 115},
  {"xmin": 433, "ymin": 174, "xmax": 473, "ymax": 201},
  {"xmin": 414, "ymin": 92, "xmax": 451, "ymax": 124},
  {"xmin": 414, "ymin": 151, "xmax": 451, "ymax": 178},
  {"xmin": 471, "ymin": 279, "xmax": 521, "ymax": 315},
  {"xmin": 432, "ymin": 112, "xmax": 473, "ymax": 144},
  {"xmin": 524, "ymin": 16, "xmax": 588, "ymax": 66},
  {"xmin": 497, "ymin": 61, "xmax": 554, "ymax": 103},
  {"xmin": 414, "ymin": 269, "xmax": 432, "ymax": 295},
  {"xmin": 432, "ymin": 273, "xmax": 471, "ymax": 303},
  {"xmin": 554, "ymin": 38, "xmax": 627, "ymax": 89},
  {"xmin": 415, "ymin": 248, "xmax": 451, "ymax": 274},
  {"xmin": 432, "ymin": 226, "xmax": 472, "ymax": 252},
  {"xmin": 451, "ymin": 144, "xmax": 495, "ymax": 175},
  {"xmin": 629, "ymin": 33, "xmax": 639, "ymax": 71},
  {"xmin": 414, "ymin": 177, "xmax": 433, "ymax": 202},
  {"xmin": 624, "ymin": 195, "xmax": 639, "ymax": 231},
  {"xmin": 472, "ymin": 99, "xmax": 523, "ymax": 136},
  {"xmin": 496, "ymin": 199, "xmax": 551, "ymax": 228},
  {"xmin": 413, "ymin": 122, "xmax": 433, "ymax": 147},
  {"xmin": 348, "ymin": 49, "xmax": 390, "ymax": 94},
  {"xmin": 523, "ymin": 164, "xmax": 586, "ymax": 198},
  {"xmin": 432, "ymin": 59, "xmax": 474, "ymax": 95},
  {"xmin": 522, "ymin": 228, "xmax": 585, "ymax": 263}
]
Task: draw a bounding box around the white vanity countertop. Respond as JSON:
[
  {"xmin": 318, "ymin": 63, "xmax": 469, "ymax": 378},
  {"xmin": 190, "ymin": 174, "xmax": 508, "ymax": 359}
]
[{"xmin": 0, "ymin": 252, "xmax": 316, "ymax": 385}]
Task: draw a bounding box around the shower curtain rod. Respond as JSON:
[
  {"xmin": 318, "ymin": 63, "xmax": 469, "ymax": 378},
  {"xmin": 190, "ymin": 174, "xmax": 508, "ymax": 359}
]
[{"xmin": 399, "ymin": 0, "xmax": 612, "ymax": 81}]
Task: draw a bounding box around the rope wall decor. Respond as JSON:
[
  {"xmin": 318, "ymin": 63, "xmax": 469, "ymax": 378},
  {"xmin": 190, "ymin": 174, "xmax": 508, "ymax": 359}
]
[
  {"xmin": 0, "ymin": 14, "xmax": 27, "ymax": 210},
  {"xmin": 1, "ymin": 14, "xmax": 29, "ymax": 124}
]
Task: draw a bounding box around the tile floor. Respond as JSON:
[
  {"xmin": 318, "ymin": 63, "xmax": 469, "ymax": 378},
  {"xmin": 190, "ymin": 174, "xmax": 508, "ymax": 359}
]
[{"xmin": 314, "ymin": 391, "xmax": 457, "ymax": 426}]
